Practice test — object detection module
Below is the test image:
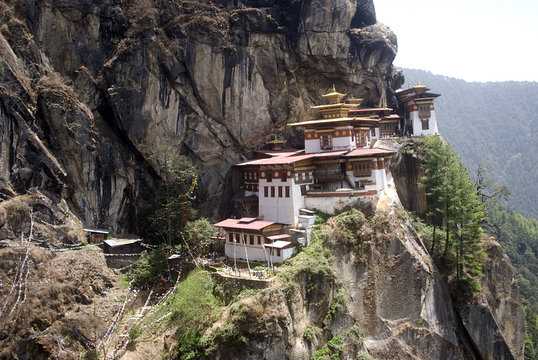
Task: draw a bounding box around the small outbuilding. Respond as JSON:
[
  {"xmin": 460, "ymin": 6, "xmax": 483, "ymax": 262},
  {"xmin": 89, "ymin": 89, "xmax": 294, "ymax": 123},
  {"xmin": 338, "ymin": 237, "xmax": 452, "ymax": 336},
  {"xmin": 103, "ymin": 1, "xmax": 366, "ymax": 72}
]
[
  {"xmin": 214, "ymin": 217, "xmax": 296, "ymax": 264},
  {"xmin": 83, "ymin": 228, "xmax": 110, "ymax": 244},
  {"xmin": 103, "ymin": 238, "xmax": 142, "ymax": 254}
]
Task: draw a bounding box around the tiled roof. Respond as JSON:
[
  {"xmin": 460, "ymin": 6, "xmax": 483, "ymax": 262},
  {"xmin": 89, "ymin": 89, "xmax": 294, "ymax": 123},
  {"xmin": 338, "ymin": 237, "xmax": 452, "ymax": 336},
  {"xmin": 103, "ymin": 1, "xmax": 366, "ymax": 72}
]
[
  {"xmin": 214, "ymin": 218, "xmax": 277, "ymax": 231},
  {"xmin": 344, "ymin": 148, "xmax": 394, "ymax": 157}
]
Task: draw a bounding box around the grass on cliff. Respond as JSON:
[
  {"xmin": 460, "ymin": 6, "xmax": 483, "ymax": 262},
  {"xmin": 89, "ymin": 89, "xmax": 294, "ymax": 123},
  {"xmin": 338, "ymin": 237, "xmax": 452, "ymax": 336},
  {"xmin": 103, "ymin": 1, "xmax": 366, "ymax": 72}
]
[
  {"xmin": 277, "ymin": 215, "xmax": 334, "ymax": 291},
  {"xmin": 150, "ymin": 268, "xmax": 224, "ymax": 359},
  {"xmin": 311, "ymin": 325, "xmax": 362, "ymax": 360}
]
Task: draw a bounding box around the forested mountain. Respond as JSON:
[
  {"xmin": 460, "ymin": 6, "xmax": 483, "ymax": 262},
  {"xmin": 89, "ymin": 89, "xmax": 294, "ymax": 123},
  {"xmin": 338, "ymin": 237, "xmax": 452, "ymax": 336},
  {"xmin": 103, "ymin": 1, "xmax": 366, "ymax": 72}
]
[
  {"xmin": 401, "ymin": 69, "xmax": 538, "ymax": 219},
  {"xmin": 401, "ymin": 69, "xmax": 538, "ymax": 358}
]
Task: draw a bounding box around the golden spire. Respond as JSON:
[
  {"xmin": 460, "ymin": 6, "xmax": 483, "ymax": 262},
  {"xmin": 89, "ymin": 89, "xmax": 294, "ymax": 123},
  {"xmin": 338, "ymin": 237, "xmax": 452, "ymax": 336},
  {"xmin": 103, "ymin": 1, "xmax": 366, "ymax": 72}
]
[{"xmin": 322, "ymin": 85, "xmax": 346, "ymax": 104}]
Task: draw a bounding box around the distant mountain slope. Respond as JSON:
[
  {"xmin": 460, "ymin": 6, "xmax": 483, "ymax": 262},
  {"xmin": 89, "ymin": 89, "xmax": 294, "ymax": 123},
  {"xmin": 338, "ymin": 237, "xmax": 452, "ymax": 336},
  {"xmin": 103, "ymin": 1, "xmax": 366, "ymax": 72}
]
[{"xmin": 402, "ymin": 69, "xmax": 538, "ymax": 219}]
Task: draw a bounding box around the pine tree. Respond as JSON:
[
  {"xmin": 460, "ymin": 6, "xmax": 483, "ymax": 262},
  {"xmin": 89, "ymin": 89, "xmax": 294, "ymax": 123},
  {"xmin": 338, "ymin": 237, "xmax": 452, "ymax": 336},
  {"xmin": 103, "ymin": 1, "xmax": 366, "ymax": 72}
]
[
  {"xmin": 421, "ymin": 136, "xmax": 485, "ymax": 297},
  {"xmin": 421, "ymin": 136, "xmax": 445, "ymax": 255},
  {"xmin": 143, "ymin": 145, "xmax": 198, "ymax": 246},
  {"xmin": 453, "ymin": 162, "xmax": 485, "ymax": 293}
]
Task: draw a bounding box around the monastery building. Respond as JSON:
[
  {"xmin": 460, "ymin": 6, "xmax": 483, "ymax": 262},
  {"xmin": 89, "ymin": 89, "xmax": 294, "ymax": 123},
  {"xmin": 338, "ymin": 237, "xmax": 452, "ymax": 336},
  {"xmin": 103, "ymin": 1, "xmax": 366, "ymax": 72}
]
[{"xmin": 215, "ymin": 83, "xmax": 440, "ymax": 264}]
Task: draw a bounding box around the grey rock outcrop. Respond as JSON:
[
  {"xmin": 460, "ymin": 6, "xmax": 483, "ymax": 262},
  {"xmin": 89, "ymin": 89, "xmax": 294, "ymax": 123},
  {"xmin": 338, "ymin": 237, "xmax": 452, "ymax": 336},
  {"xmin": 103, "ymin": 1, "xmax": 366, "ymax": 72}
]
[
  {"xmin": 204, "ymin": 187, "xmax": 524, "ymax": 359},
  {"xmin": 460, "ymin": 237, "xmax": 526, "ymax": 360},
  {"xmin": 0, "ymin": 0, "xmax": 399, "ymax": 233}
]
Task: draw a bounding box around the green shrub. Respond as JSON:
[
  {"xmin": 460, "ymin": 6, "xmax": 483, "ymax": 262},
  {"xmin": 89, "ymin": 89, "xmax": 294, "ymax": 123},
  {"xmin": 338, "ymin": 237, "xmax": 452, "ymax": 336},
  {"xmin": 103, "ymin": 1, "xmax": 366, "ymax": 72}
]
[
  {"xmin": 277, "ymin": 228, "xmax": 333, "ymax": 293},
  {"xmin": 311, "ymin": 346, "xmax": 330, "ymax": 360},
  {"xmin": 310, "ymin": 325, "xmax": 362, "ymax": 360},
  {"xmin": 304, "ymin": 325, "xmax": 323, "ymax": 342},
  {"xmin": 82, "ymin": 349, "xmax": 98, "ymax": 360},
  {"xmin": 326, "ymin": 288, "xmax": 346, "ymax": 320},
  {"xmin": 128, "ymin": 324, "xmax": 142, "ymax": 342},
  {"xmin": 132, "ymin": 249, "xmax": 168, "ymax": 286}
]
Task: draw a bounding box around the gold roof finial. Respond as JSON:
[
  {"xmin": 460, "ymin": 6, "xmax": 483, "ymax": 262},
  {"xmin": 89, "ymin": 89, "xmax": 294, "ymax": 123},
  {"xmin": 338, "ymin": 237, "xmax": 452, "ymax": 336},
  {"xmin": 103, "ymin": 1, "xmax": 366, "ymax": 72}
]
[
  {"xmin": 417, "ymin": 80, "xmax": 421, "ymax": 86},
  {"xmin": 332, "ymin": 84, "xmax": 336, "ymax": 93}
]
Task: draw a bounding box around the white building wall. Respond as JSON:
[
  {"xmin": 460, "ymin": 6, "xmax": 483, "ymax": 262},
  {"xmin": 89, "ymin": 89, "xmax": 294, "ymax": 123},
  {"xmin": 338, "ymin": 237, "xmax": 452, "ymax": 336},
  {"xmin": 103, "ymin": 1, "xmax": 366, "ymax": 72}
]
[
  {"xmin": 258, "ymin": 178, "xmax": 296, "ymax": 225},
  {"xmin": 332, "ymin": 126, "xmax": 355, "ymax": 151},
  {"xmin": 332, "ymin": 136, "xmax": 354, "ymax": 151},
  {"xmin": 289, "ymin": 181, "xmax": 306, "ymax": 227},
  {"xmin": 225, "ymin": 242, "xmax": 268, "ymax": 263},
  {"xmin": 305, "ymin": 139, "xmax": 321, "ymax": 153},
  {"xmin": 411, "ymin": 110, "xmax": 439, "ymax": 136},
  {"xmin": 374, "ymin": 168, "xmax": 386, "ymax": 189},
  {"xmin": 224, "ymin": 242, "xmax": 295, "ymax": 263},
  {"xmin": 267, "ymin": 247, "xmax": 295, "ymax": 263}
]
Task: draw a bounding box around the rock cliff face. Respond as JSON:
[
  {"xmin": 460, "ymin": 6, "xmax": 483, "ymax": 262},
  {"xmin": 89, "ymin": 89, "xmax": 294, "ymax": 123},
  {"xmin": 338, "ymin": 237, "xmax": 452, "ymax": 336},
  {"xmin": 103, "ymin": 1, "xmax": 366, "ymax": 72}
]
[
  {"xmin": 0, "ymin": 0, "xmax": 401, "ymax": 234},
  {"xmin": 202, "ymin": 185, "xmax": 524, "ymax": 359}
]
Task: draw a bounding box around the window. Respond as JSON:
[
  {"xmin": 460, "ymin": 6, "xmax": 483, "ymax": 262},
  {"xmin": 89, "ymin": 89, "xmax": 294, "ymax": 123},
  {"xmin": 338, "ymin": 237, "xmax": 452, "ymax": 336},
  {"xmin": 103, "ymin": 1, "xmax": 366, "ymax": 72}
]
[
  {"xmin": 235, "ymin": 233, "xmax": 240, "ymax": 242},
  {"xmin": 228, "ymin": 233, "xmax": 233, "ymax": 242},
  {"xmin": 278, "ymin": 186, "xmax": 283, "ymax": 197},
  {"xmin": 267, "ymin": 171, "xmax": 272, "ymax": 182},
  {"xmin": 257, "ymin": 236, "xmax": 261, "ymax": 245},
  {"xmin": 250, "ymin": 235, "xmax": 254, "ymax": 245},
  {"xmin": 421, "ymin": 119, "xmax": 429, "ymax": 130},
  {"xmin": 264, "ymin": 186, "xmax": 268, "ymax": 197},
  {"xmin": 271, "ymin": 186, "xmax": 275, "ymax": 197},
  {"xmin": 355, "ymin": 130, "xmax": 368, "ymax": 146},
  {"xmin": 353, "ymin": 162, "xmax": 371, "ymax": 177},
  {"xmin": 320, "ymin": 134, "xmax": 332, "ymax": 150},
  {"xmin": 380, "ymin": 123, "xmax": 395, "ymax": 136},
  {"xmin": 285, "ymin": 186, "xmax": 290, "ymax": 198},
  {"xmin": 281, "ymin": 171, "xmax": 287, "ymax": 181},
  {"xmin": 418, "ymin": 104, "xmax": 431, "ymax": 119},
  {"xmin": 276, "ymin": 249, "xmax": 281, "ymax": 257}
]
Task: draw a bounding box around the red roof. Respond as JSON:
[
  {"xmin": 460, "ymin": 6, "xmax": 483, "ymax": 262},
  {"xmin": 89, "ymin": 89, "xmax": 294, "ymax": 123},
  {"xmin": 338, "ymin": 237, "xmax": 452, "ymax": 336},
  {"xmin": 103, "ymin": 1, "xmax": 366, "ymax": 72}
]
[
  {"xmin": 345, "ymin": 148, "xmax": 394, "ymax": 157},
  {"xmin": 311, "ymin": 150, "xmax": 348, "ymax": 157},
  {"xmin": 237, "ymin": 153, "xmax": 314, "ymax": 166},
  {"xmin": 214, "ymin": 218, "xmax": 277, "ymax": 231},
  {"xmin": 254, "ymin": 149, "xmax": 302, "ymax": 158}
]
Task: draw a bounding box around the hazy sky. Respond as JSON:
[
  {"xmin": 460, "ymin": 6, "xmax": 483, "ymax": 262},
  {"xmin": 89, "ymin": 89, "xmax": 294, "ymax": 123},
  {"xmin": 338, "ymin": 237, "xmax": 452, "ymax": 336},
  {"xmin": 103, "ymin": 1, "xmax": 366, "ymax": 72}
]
[{"xmin": 374, "ymin": 0, "xmax": 538, "ymax": 82}]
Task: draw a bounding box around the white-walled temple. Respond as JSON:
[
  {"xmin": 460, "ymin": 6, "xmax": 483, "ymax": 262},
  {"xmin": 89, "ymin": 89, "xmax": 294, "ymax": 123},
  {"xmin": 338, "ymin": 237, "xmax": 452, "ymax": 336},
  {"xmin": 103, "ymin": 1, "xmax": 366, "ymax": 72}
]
[
  {"xmin": 396, "ymin": 83, "xmax": 440, "ymax": 136},
  {"xmin": 215, "ymin": 83, "xmax": 441, "ymax": 264}
]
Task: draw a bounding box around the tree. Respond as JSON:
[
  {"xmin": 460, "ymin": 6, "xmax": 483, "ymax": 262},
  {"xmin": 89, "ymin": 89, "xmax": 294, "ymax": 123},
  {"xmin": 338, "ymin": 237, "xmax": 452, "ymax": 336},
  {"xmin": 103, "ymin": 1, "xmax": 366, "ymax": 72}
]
[
  {"xmin": 421, "ymin": 136, "xmax": 485, "ymax": 296},
  {"xmin": 452, "ymin": 162, "xmax": 485, "ymax": 293},
  {"xmin": 421, "ymin": 136, "xmax": 445, "ymax": 255},
  {"xmin": 133, "ymin": 248, "xmax": 169, "ymax": 286},
  {"xmin": 476, "ymin": 165, "xmax": 510, "ymax": 204},
  {"xmin": 181, "ymin": 218, "xmax": 217, "ymax": 255},
  {"xmin": 143, "ymin": 145, "xmax": 198, "ymax": 246}
]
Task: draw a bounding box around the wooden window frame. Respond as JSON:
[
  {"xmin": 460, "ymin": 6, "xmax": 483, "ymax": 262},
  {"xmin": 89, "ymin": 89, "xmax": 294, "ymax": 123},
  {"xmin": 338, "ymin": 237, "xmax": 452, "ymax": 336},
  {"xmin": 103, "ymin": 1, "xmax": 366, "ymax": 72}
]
[
  {"xmin": 320, "ymin": 134, "xmax": 333, "ymax": 150},
  {"xmin": 353, "ymin": 162, "xmax": 371, "ymax": 177}
]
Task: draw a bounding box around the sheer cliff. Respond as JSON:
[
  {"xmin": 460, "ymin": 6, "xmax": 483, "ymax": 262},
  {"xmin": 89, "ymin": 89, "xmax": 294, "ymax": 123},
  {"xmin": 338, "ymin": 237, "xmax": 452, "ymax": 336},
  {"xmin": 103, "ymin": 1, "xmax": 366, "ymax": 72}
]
[
  {"xmin": 0, "ymin": 0, "xmax": 401, "ymax": 234},
  {"xmin": 190, "ymin": 181, "xmax": 524, "ymax": 360}
]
